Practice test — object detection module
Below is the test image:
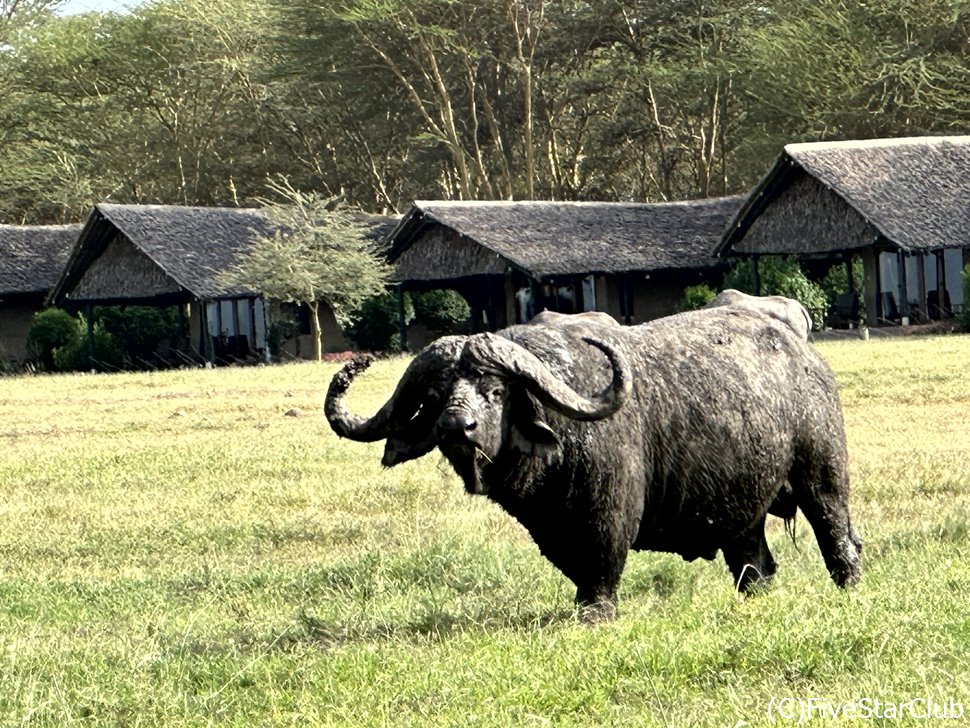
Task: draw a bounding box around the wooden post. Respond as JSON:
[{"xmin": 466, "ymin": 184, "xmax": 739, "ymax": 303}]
[
  {"xmin": 396, "ymin": 285, "xmax": 408, "ymax": 352},
  {"xmin": 861, "ymin": 247, "xmax": 879, "ymax": 326},
  {"xmin": 199, "ymin": 300, "xmax": 213, "ymax": 362},
  {"xmin": 85, "ymin": 303, "xmax": 95, "ymax": 371},
  {"xmin": 917, "ymin": 253, "xmax": 928, "ymax": 322},
  {"xmin": 897, "ymin": 252, "xmax": 909, "ymax": 324}
]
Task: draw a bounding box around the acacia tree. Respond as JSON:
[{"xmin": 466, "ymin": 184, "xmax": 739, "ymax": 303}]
[{"xmin": 222, "ymin": 179, "xmax": 391, "ymax": 360}]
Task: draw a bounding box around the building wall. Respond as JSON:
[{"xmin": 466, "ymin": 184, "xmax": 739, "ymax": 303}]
[
  {"xmin": 737, "ymin": 172, "xmax": 880, "ymax": 256},
  {"xmin": 394, "ymin": 226, "xmax": 507, "ymax": 281},
  {"xmin": 271, "ymin": 300, "xmax": 350, "ymax": 358},
  {"xmin": 69, "ymin": 234, "xmax": 182, "ymax": 300},
  {"xmin": 0, "ymin": 299, "xmax": 40, "ymax": 362}
]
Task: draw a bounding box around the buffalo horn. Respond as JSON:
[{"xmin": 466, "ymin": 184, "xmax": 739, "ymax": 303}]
[
  {"xmin": 325, "ymin": 336, "xmax": 465, "ymax": 441},
  {"xmin": 462, "ymin": 333, "xmax": 630, "ymax": 420}
]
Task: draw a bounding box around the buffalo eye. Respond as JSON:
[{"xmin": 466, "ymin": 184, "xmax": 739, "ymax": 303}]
[{"xmin": 478, "ymin": 379, "xmax": 504, "ymax": 403}]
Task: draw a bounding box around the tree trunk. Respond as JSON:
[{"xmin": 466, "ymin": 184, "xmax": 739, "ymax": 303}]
[{"xmin": 310, "ymin": 300, "xmax": 323, "ymax": 361}]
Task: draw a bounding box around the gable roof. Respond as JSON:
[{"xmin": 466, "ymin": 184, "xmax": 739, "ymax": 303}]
[
  {"xmin": 716, "ymin": 136, "xmax": 970, "ymax": 256},
  {"xmin": 0, "ymin": 224, "xmax": 82, "ymax": 297},
  {"xmin": 50, "ymin": 204, "xmax": 398, "ymax": 305},
  {"xmin": 388, "ymin": 197, "xmax": 745, "ymax": 280},
  {"xmin": 50, "ymin": 204, "xmax": 273, "ymax": 305}
]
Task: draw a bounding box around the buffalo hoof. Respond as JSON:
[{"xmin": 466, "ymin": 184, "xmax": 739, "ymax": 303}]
[{"xmin": 578, "ymin": 600, "xmax": 617, "ymax": 623}]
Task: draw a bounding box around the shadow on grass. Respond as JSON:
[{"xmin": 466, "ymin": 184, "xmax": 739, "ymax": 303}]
[{"xmin": 285, "ymin": 603, "xmax": 577, "ymax": 649}]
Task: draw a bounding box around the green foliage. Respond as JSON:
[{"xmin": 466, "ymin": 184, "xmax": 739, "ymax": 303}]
[
  {"xmin": 27, "ymin": 306, "xmax": 183, "ymax": 371},
  {"xmin": 6, "ymin": 0, "xmax": 970, "ymax": 219},
  {"xmin": 345, "ymin": 289, "xmax": 470, "ymax": 352},
  {"xmin": 820, "ymin": 258, "xmax": 865, "ymax": 305},
  {"xmin": 223, "ymin": 178, "xmax": 391, "ymax": 317},
  {"xmin": 410, "ymin": 289, "xmax": 470, "ymax": 333},
  {"xmin": 220, "ymin": 177, "xmax": 392, "ymax": 359},
  {"xmin": 93, "ymin": 305, "xmax": 182, "ymax": 365},
  {"xmin": 681, "ymin": 283, "xmax": 717, "ymax": 311},
  {"xmin": 345, "ymin": 292, "xmax": 412, "ymax": 352},
  {"xmin": 51, "ymin": 318, "xmax": 124, "ymax": 372},
  {"xmin": 26, "ymin": 308, "xmax": 80, "ymax": 370},
  {"xmin": 723, "ymin": 256, "xmax": 829, "ymax": 322}
]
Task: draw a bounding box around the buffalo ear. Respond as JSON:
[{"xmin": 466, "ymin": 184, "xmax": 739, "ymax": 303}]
[
  {"xmin": 380, "ymin": 400, "xmax": 442, "ymax": 467},
  {"xmin": 511, "ymin": 418, "xmax": 561, "ymax": 457},
  {"xmin": 509, "ymin": 391, "xmax": 562, "ymax": 458},
  {"xmin": 382, "ymin": 434, "xmax": 436, "ymax": 467}
]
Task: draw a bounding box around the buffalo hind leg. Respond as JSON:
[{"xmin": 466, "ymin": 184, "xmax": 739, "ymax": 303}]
[{"xmin": 722, "ymin": 516, "xmax": 777, "ymax": 593}]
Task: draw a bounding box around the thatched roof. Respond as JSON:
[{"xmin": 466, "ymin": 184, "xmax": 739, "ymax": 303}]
[
  {"xmin": 0, "ymin": 224, "xmax": 82, "ymax": 296},
  {"xmin": 717, "ymin": 136, "xmax": 970, "ymax": 257},
  {"xmin": 50, "ymin": 204, "xmax": 399, "ymax": 306},
  {"xmin": 389, "ymin": 197, "xmax": 745, "ymax": 281}
]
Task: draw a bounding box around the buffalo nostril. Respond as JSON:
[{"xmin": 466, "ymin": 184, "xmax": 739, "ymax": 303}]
[{"xmin": 438, "ymin": 412, "xmax": 476, "ymax": 436}]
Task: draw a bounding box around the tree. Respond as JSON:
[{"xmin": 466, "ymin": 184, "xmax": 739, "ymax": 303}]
[
  {"xmin": 221, "ymin": 178, "xmax": 391, "ymax": 360},
  {"xmin": 0, "ymin": 0, "xmax": 61, "ymax": 45},
  {"xmin": 738, "ymin": 0, "xmax": 970, "ymax": 148}
]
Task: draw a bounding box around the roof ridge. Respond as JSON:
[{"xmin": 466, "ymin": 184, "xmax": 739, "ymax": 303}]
[
  {"xmin": 414, "ymin": 195, "xmax": 745, "ymax": 209},
  {"xmin": 786, "ymin": 135, "xmax": 970, "ymax": 154}
]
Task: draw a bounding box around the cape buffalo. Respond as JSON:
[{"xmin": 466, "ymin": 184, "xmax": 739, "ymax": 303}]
[
  {"xmin": 325, "ymin": 307, "xmax": 861, "ymax": 619},
  {"xmin": 706, "ymin": 288, "xmax": 814, "ymax": 340}
]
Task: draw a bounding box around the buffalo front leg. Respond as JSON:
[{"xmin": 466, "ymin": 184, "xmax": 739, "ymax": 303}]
[
  {"xmin": 571, "ymin": 539, "xmax": 630, "ymax": 622},
  {"xmin": 794, "ymin": 455, "xmax": 862, "ymax": 588},
  {"xmin": 575, "ymin": 583, "xmax": 619, "ymax": 622},
  {"xmin": 799, "ymin": 492, "xmax": 862, "ymax": 588},
  {"xmin": 722, "ymin": 516, "xmax": 777, "ymax": 593}
]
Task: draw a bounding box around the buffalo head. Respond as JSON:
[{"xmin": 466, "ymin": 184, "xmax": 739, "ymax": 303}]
[{"xmin": 325, "ymin": 332, "xmax": 631, "ymax": 494}]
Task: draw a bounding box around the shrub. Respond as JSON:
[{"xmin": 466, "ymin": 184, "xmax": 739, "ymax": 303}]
[
  {"xmin": 411, "ymin": 289, "xmax": 470, "ymax": 334},
  {"xmin": 345, "ymin": 292, "xmax": 413, "ymax": 352},
  {"xmin": 26, "ymin": 308, "xmax": 80, "ymax": 371},
  {"xmin": 681, "ymin": 284, "xmax": 717, "ymax": 311},
  {"xmin": 52, "ymin": 319, "xmax": 124, "ymax": 372},
  {"xmin": 723, "ymin": 257, "xmax": 828, "ymax": 325},
  {"xmin": 820, "ymin": 258, "xmax": 865, "ymax": 306},
  {"xmin": 93, "ymin": 306, "xmax": 182, "ymax": 366}
]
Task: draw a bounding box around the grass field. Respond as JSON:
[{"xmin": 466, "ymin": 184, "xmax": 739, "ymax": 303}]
[{"xmin": 1, "ymin": 334, "xmax": 969, "ymax": 726}]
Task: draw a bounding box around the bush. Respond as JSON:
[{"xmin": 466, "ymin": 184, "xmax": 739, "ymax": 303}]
[
  {"xmin": 723, "ymin": 257, "xmax": 828, "ymax": 325},
  {"xmin": 820, "ymin": 258, "xmax": 865, "ymax": 306},
  {"xmin": 681, "ymin": 284, "xmax": 717, "ymax": 311},
  {"xmin": 52, "ymin": 319, "xmax": 124, "ymax": 372},
  {"xmin": 345, "ymin": 293, "xmax": 413, "ymax": 352},
  {"xmin": 26, "ymin": 308, "xmax": 80, "ymax": 371},
  {"xmin": 93, "ymin": 306, "xmax": 182, "ymax": 365},
  {"xmin": 27, "ymin": 309, "xmax": 125, "ymax": 372},
  {"xmin": 411, "ymin": 289, "xmax": 470, "ymax": 334}
]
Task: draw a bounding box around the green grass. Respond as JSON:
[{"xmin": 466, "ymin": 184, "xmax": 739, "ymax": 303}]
[{"xmin": 1, "ymin": 336, "xmax": 969, "ymax": 726}]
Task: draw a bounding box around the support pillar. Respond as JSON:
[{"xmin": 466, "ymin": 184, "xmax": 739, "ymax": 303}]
[
  {"xmin": 861, "ymin": 247, "xmax": 879, "ymax": 326},
  {"xmin": 396, "ymin": 285, "xmax": 409, "ymax": 352}
]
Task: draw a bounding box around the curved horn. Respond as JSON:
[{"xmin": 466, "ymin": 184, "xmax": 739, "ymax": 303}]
[
  {"xmin": 325, "ymin": 336, "xmax": 465, "ymax": 441},
  {"xmin": 462, "ymin": 333, "xmax": 630, "ymax": 420}
]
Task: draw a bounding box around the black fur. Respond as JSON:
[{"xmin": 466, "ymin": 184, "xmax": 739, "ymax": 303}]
[{"xmin": 326, "ymin": 307, "xmax": 862, "ymax": 620}]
